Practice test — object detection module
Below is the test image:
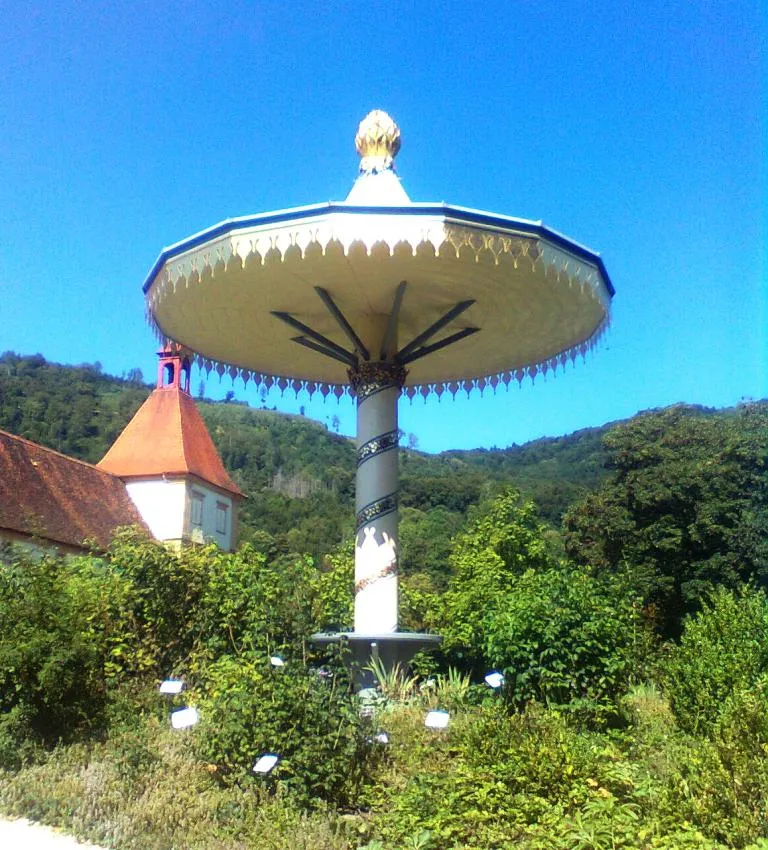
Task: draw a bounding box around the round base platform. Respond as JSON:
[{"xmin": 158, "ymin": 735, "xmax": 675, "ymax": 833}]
[{"xmin": 311, "ymin": 632, "xmax": 442, "ymax": 689}]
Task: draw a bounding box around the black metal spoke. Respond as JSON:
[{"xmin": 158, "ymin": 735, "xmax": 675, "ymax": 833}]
[
  {"xmin": 398, "ymin": 326, "xmax": 480, "ymax": 365},
  {"xmin": 290, "ymin": 336, "xmax": 357, "ymax": 366},
  {"xmin": 314, "ymin": 287, "xmax": 370, "ymax": 360},
  {"xmin": 380, "ymin": 281, "xmax": 407, "ymax": 360},
  {"xmin": 271, "ymin": 311, "xmax": 356, "ymax": 363},
  {"xmin": 396, "ymin": 300, "xmax": 475, "ymax": 361}
]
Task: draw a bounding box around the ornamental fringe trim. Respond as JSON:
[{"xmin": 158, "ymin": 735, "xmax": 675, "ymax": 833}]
[
  {"xmin": 144, "ymin": 225, "xmax": 612, "ymax": 402},
  {"xmin": 146, "ymin": 312, "xmax": 611, "ymax": 403}
]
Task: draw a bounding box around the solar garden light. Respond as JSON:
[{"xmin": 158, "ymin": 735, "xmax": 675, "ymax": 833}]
[{"xmin": 170, "ymin": 706, "xmax": 199, "ymax": 729}]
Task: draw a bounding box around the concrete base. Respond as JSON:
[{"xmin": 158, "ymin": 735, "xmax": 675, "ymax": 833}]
[{"xmin": 310, "ymin": 631, "xmax": 442, "ymax": 689}]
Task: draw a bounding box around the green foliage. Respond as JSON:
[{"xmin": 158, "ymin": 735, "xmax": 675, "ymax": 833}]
[
  {"xmin": 564, "ymin": 403, "xmax": 768, "ymax": 636},
  {"xmin": 104, "ymin": 529, "xmax": 209, "ymax": 676},
  {"xmin": 0, "ymin": 351, "xmax": 622, "ymax": 569},
  {"xmin": 370, "ymin": 694, "xmax": 768, "ymax": 849},
  {"xmin": 0, "ymin": 351, "xmax": 149, "ymax": 462},
  {"xmin": 0, "ymin": 718, "xmax": 361, "ymax": 849},
  {"xmin": 485, "ymin": 566, "xmax": 650, "ymax": 722},
  {"xmin": 446, "ymin": 424, "xmax": 612, "ymax": 524},
  {"xmin": 197, "ymin": 544, "xmax": 316, "ymax": 658},
  {"xmin": 3, "ymin": 352, "xmax": 768, "ymax": 847},
  {"xmin": 311, "ymin": 545, "xmax": 354, "ymax": 632},
  {"xmin": 371, "ymin": 704, "xmax": 608, "ymax": 849},
  {"xmin": 192, "ymin": 652, "xmax": 373, "ymax": 807},
  {"xmin": 420, "ymin": 667, "xmax": 477, "ymax": 713},
  {"xmin": 398, "ymin": 505, "xmax": 463, "ymax": 588},
  {"xmin": 436, "ymin": 489, "xmax": 651, "ymax": 721},
  {"xmin": 661, "ymin": 585, "xmax": 768, "ymax": 735},
  {"xmin": 399, "ymin": 571, "xmax": 441, "ymax": 634},
  {"xmin": 367, "ymin": 656, "xmax": 420, "ymax": 703},
  {"xmin": 439, "ymin": 488, "xmax": 554, "ymax": 672},
  {"xmin": 623, "ymin": 683, "xmax": 768, "ymax": 847},
  {"xmin": 0, "ymin": 550, "xmax": 113, "ymax": 762}
]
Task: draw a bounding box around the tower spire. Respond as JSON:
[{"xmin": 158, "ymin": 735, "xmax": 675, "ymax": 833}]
[{"xmin": 156, "ymin": 346, "xmax": 191, "ymax": 393}]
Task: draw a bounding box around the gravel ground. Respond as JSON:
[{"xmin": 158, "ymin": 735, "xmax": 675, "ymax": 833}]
[{"xmin": 0, "ymin": 818, "xmax": 111, "ymax": 849}]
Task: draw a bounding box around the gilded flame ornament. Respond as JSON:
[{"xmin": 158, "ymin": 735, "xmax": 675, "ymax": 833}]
[{"xmin": 355, "ymin": 109, "xmax": 401, "ymax": 174}]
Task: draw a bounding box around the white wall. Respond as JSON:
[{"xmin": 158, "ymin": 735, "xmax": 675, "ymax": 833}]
[
  {"xmin": 125, "ymin": 477, "xmax": 237, "ymax": 551},
  {"xmin": 125, "ymin": 479, "xmax": 187, "ymax": 545},
  {"xmin": 186, "ymin": 482, "xmax": 236, "ymax": 551}
]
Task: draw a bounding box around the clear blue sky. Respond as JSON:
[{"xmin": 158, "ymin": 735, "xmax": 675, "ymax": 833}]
[{"xmin": 1, "ymin": 1, "xmax": 764, "ymax": 452}]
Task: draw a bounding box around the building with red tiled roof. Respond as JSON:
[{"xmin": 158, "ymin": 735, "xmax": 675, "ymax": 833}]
[
  {"xmin": 98, "ymin": 349, "xmax": 244, "ymax": 551},
  {"xmin": 0, "ymin": 429, "xmax": 148, "ymax": 554},
  {"xmin": 1, "ymin": 349, "xmax": 244, "ymax": 555}
]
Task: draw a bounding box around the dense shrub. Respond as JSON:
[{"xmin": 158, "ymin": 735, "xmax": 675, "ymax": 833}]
[
  {"xmin": 104, "ymin": 530, "xmax": 210, "ymax": 675},
  {"xmin": 0, "ymin": 550, "xmax": 119, "ymax": 763},
  {"xmin": 197, "ymin": 544, "xmax": 316, "ymax": 658},
  {"xmin": 485, "ymin": 566, "xmax": 651, "ymax": 723},
  {"xmin": 369, "ymin": 696, "xmax": 768, "ymax": 850},
  {"xmin": 439, "ymin": 488, "xmax": 555, "ymax": 673},
  {"xmin": 310, "ymin": 544, "xmax": 354, "ymax": 633},
  {"xmin": 192, "ymin": 651, "xmax": 374, "ymax": 807},
  {"xmin": 661, "ymin": 585, "xmax": 768, "ymax": 735},
  {"xmin": 436, "ymin": 489, "xmax": 653, "ymax": 721}
]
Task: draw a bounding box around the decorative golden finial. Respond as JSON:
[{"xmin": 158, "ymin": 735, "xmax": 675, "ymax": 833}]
[{"xmin": 355, "ymin": 110, "xmax": 401, "ymax": 174}]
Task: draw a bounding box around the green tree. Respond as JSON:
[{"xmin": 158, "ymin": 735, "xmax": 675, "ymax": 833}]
[{"xmin": 563, "ymin": 404, "xmax": 768, "ymax": 636}]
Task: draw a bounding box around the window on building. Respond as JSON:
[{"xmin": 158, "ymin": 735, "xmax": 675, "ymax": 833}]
[
  {"xmin": 216, "ymin": 501, "xmax": 228, "ymax": 535},
  {"xmin": 191, "ymin": 492, "xmax": 204, "ymax": 527}
]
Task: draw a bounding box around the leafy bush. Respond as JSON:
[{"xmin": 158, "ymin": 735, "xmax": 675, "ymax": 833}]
[
  {"xmin": 192, "ymin": 651, "xmax": 374, "ymax": 806},
  {"xmin": 485, "ymin": 566, "xmax": 651, "ymax": 723},
  {"xmin": 433, "ymin": 489, "xmax": 656, "ymax": 723},
  {"xmin": 0, "ymin": 550, "xmax": 115, "ymax": 761},
  {"xmin": 438, "ymin": 488, "xmax": 555, "ymax": 673},
  {"xmin": 310, "ymin": 544, "xmax": 354, "ymax": 633},
  {"xmin": 104, "ymin": 529, "xmax": 209, "ymax": 675},
  {"xmin": 661, "ymin": 585, "xmax": 768, "ymax": 735},
  {"xmin": 197, "ymin": 544, "xmax": 316, "ymax": 658},
  {"xmin": 372, "ymin": 703, "xmax": 633, "ymax": 849}
]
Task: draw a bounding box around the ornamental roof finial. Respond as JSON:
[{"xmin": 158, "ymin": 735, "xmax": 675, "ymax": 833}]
[{"xmin": 355, "ymin": 110, "xmax": 401, "ymax": 175}]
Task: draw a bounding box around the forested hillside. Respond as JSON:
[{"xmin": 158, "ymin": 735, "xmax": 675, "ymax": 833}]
[
  {"xmin": 0, "ymin": 351, "xmax": 613, "ymax": 564},
  {"xmin": 1, "ymin": 351, "xmax": 763, "ymax": 579}
]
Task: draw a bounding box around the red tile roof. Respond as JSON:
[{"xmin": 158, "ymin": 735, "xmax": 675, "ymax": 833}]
[
  {"xmin": 0, "ymin": 429, "xmax": 148, "ymax": 551},
  {"xmin": 98, "ymin": 387, "xmax": 244, "ymax": 497}
]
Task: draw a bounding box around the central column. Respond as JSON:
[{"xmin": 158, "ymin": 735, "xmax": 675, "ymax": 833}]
[{"xmin": 349, "ymin": 361, "xmax": 407, "ymax": 634}]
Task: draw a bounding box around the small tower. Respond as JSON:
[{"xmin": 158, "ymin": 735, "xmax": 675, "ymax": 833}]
[{"xmin": 99, "ymin": 348, "xmax": 244, "ymax": 550}]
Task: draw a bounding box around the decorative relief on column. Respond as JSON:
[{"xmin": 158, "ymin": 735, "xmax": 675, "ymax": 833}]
[
  {"xmin": 356, "ymin": 493, "xmax": 398, "ymax": 531},
  {"xmin": 357, "ymin": 429, "xmax": 400, "ymax": 467},
  {"xmin": 348, "ymin": 361, "xmax": 407, "ymax": 401},
  {"xmin": 354, "ymin": 527, "xmax": 398, "ymax": 593}
]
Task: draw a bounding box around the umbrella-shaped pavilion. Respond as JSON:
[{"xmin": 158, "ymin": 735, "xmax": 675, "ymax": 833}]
[{"xmin": 143, "ymin": 110, "xmax": 614, "ymax": 674}]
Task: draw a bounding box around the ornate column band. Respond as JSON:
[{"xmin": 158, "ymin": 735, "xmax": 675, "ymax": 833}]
[
  {"xmin": 356, "ymin": 493, "xmax": 398, "ymax": 531},
  {"xmin": 348, "ymin": 361, "xmax": 408, "ymax": 400},
  {"xmin": 357, "ymin": 428, "xmax": 400, "ymax": 467}
]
